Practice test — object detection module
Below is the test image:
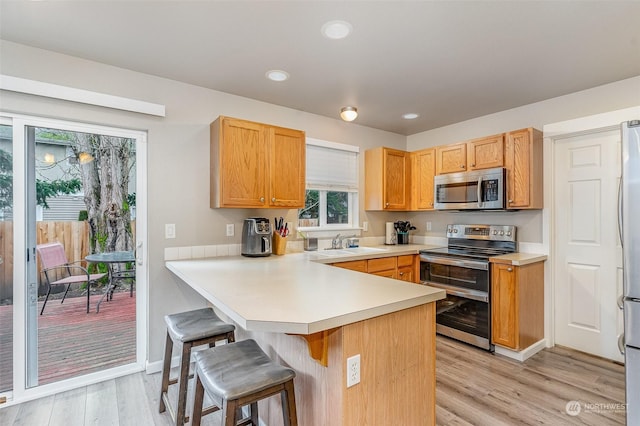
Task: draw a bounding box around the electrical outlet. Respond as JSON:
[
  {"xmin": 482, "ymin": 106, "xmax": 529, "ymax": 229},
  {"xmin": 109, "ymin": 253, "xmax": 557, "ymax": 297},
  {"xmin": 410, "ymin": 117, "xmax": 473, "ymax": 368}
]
[
  {"xmin": 347, "ymin": 354, "xmax": 361, "ymax": 387},
  {"xmin": 363, "ymin": 222, "xmax": 368, "ymax": 232},
  {"xmin": 226, "ymin": 224, "xmax": 234, "ymax": 237},
  {"xmin": 165, "ymin": 224, "xmax": 176, "ymax": 239},
  {"xmin": 426, "ymin": 221, "xmax": 432, "ymax": 232}
]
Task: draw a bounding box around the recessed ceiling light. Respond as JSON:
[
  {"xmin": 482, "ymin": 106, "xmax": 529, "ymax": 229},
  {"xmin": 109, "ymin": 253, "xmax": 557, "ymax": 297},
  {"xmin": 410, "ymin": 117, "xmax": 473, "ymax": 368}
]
[
  {"xmin": 321, "ymin": 20, "xmax": 353, "ymax": 40},
  {"xmin": 265, "ymin": 70, "xmax": 290, "ymax": 82},
  {"xmin": 402, "ymin": 113, "xmax": 419, "ymax": 120}
]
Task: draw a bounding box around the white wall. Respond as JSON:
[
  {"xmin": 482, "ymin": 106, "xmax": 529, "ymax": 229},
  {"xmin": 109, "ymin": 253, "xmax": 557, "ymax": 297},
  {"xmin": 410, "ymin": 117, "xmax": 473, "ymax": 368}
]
[
  {"xmin": 405, "ymin": 76, "xmax": 640, "ymax": 244},
  {"xmin": 0, "ymin": 40, "xmax": 406, "ymax": 363}
]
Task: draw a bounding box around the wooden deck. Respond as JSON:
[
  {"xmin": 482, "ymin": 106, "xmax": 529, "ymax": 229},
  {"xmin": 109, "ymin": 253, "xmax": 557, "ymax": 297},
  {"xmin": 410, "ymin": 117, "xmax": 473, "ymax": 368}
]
[{"xmin": 0, "ymin": 292, "xmax": 136, "ymax": 391}]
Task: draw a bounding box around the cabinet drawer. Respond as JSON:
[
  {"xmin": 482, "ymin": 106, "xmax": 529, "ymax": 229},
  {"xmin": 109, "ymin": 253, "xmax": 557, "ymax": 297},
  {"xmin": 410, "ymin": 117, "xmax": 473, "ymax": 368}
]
[
  {"xmin": 397, "ymin": 255, "xmax": 414, "ymax": 267},
  {"xmin": 368, "ymin": 257, "xmax": 397, "ymax": 273},
  {"xmin": 371, "ymin": 269, "xmax": 397, "ymax": 279},
  {"xmin": 333, "ymin": 260, "xmax": 367, "ymax": 273}
]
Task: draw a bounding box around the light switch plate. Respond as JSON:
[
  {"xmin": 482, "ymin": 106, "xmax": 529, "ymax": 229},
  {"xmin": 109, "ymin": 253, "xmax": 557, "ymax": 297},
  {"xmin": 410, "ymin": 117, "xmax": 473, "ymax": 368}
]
[
  {"xmin": 226, "ymin": 224, "xmax": 234, "ymax": 237},
  {"xmin": 165, "ymin": 224, "xmax": 176, "ymax": 239}
]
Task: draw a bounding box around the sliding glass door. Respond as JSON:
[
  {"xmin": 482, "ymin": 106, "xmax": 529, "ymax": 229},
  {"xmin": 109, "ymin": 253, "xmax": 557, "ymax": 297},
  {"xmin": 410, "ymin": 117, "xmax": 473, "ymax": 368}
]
[{"xmin": 1, "ymin": 114, "xmax": 147, "ymax": 401}]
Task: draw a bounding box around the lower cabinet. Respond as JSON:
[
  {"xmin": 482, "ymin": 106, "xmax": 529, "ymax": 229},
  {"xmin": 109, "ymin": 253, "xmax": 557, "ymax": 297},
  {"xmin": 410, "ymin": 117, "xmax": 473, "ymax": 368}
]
[
  {"xmin": 491, "ymin": 261, "xmax": 544, "ymax": 350},
  {"xmin": 332, "ymin": 254, "xmax": 419, "ymax": 283}
]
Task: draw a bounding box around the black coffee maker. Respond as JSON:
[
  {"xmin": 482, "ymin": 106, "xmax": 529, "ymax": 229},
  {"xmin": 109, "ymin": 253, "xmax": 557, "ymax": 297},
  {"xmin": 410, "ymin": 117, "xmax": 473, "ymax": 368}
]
[{"xmin": 241, "ymin": 218, "xmax": 272, "ymax": 257}]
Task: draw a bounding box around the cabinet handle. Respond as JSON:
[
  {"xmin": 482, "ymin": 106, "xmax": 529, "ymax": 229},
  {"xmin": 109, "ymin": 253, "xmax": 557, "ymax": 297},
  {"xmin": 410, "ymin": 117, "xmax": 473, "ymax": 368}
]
[
  {"xmin": 460, "ymin": 165, "xmax": 464, "ymax": 168},
  {"xmin": 471, "ymin": 163, "xmax": 476, "ymax": 167},
  {"xmin": 399, "ymin": 272, "xmax": 404, "ymax": 276},
  {"xmin": 508, "ymin": 199, "xmax": 513, "ymax": 203},
  {"xmin": 260, "ymin": 197, "xmax": 265, "ymax": 202},
  {"xmin": 385, "ymin": 202, "xmax": 389, "ymax": 207},
  {"xmin": 272, "ymin": 197, "xmax": 276, "ymax": 202},
  {"xmin": 430, "ymin": 202, "xmax": 434, "ymax": 207},
  {"xmin": 507, "ymin": 267, "xmax": 513, "ymax": 272}
]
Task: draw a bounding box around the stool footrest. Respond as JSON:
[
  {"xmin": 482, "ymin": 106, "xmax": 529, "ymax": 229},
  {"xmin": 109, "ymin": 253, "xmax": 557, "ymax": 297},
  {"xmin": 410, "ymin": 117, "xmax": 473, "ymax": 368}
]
[{"xmin": 201, "ymin": 405, "xmax": 220, "ymax": 416}]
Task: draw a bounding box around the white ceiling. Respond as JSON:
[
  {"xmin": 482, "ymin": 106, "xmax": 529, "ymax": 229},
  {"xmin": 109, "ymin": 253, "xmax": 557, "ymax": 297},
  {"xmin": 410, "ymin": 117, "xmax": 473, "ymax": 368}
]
[{"xmin": 1, "ymin": 1, "xmax": 639, "ymax": 135}]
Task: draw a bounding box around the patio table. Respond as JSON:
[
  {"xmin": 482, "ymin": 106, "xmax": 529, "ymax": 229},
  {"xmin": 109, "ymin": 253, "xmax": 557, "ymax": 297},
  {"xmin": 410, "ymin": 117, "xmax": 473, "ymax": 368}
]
[{"xmin": 85, "ymin": 251, "xmax": 135, "ymax": 313}]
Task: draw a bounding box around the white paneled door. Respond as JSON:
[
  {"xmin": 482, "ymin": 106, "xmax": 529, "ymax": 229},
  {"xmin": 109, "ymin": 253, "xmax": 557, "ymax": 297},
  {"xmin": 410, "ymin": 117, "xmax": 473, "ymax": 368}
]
[{"xmin": 554, "ymin": 128, "xmax": 623, "ymax": 362}]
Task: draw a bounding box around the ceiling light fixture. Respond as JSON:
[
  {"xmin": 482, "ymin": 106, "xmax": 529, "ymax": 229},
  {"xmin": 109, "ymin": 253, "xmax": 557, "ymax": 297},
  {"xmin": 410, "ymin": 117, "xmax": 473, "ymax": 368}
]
[
  {"xmin": 340, "ymin": 106, "xmax": 358, "ymax": 122},
  {"xmin": 265, "ymin": 70, "xmax": 290, "ymax": 82},
  {"xmin": 402, "ymin": 113, "xmax": 419, "ymax": 120},
  {"xmin": 321, "ymin": 20, "xmax": 353, "ymax": 40}
]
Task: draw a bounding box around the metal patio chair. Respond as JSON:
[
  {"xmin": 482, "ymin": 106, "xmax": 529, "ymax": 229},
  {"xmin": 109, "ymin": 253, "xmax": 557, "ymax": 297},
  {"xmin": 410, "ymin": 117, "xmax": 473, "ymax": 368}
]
[{"xmin": 36, "ymin": 242, "xmax": 106, "ymax": 315}]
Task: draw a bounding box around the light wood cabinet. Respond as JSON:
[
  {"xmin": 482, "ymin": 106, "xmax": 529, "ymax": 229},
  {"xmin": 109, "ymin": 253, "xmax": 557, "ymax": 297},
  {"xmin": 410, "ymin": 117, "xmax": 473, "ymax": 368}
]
[
  {"xmin": 491, "ymin": 261, "xmax": 544, "ymax": 350},
  {"xmin": 397, "ymin": 255, "xmax": 417, "ymax": 283},
  {"xmin": 504, "ymin": 128, "xmax": 543, "ymax": 209},
  {"xmin": 436, "ymin": 143, "xmax": 467, "ymax": 174},
  {"xmin": 467, "ymin": 134, "xmax": 504, "ymax": 170},
  {"xmin": 210, "ymin": 116, "xmax": 305, "ymax": 208},
  {"xmin": 333, "ymin": 260, "xmax": 367, "ymax": 273},
  {"xmin": 332, "ymin": 255, "xmax": 419, "ymax": 284},
  {"xmin": 365, "ymin": 147, "xmax": 411, "ymax": 210},
  {"xmin": 410, "ymin": 148, "xmax": 436, "ymax": 210}
]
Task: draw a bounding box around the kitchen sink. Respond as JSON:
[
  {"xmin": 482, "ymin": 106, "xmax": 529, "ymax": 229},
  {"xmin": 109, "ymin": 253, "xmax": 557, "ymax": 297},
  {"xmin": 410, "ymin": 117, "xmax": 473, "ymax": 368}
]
[{"xmin": 315, "ymin": 246, "xmax": 388, "ymax": 257}]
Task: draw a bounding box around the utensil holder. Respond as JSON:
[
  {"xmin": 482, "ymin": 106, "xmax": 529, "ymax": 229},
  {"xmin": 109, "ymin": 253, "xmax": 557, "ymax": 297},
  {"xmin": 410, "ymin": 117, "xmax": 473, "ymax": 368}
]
[
  {"xmin": 273, "ymin": 233, "xmax": 287, "ymax": 255},
  {"xmin": 397, "ymin": 232, "xmax": 409, "ymax": 245}
]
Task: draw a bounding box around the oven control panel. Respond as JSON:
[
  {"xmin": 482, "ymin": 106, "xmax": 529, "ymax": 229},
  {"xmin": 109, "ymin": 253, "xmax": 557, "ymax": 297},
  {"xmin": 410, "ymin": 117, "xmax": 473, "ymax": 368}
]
[{"xmin": 446, "ymin": 224, "xmax": 516, "ymax": 242}]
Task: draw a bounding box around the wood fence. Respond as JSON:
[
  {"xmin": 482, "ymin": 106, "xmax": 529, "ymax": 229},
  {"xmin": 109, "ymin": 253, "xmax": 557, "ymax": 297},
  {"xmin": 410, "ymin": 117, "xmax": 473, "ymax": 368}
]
[{"xmin": 0, "ymin": 221, "xmax": 135, "ymax": 302}]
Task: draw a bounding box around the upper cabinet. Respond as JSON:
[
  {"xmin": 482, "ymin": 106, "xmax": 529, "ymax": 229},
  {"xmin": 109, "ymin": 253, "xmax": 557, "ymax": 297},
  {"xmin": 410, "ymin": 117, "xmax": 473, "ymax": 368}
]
[
  {"xmin": 467, "ymin": 134, "xmax": 504, "ymax": 170},
  {"xmin": 436, "ymin": 142, "xmax": 467, "ymax": 174},
  {"xmin": 365, "ymin": 147, "xmax": 410, "ymax": 210},
  {"xmin": 410, "ymin": 148, "xmax": 436, "ymax": 210},
  {"xmin": 210, "ymin": 116, "xmax": 305, "ymax": 209},
  {"xmin": 436, "ymin": 134, "xmax": 504, "ymax": 174},
  {"xmin": 504, "ymin": 128, "xmax": 543, "ymax": 209}
]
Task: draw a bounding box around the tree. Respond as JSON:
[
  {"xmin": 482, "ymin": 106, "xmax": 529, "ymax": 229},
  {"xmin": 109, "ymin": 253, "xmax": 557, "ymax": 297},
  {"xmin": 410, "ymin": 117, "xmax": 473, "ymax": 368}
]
[
  {"xmin": 71, "ymin": 134, "xmax": 134, "ymax": 254},
  {"xmin": 0, "ymin": 148, "xmax": 83, "ymax": 212}
]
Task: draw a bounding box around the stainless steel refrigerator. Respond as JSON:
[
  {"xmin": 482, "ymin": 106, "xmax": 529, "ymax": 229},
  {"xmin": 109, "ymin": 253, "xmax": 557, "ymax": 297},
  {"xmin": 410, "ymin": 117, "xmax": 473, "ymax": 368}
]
[{"xmin": 621, "ymin": 119, "xmax": 640, "ymax": 425}]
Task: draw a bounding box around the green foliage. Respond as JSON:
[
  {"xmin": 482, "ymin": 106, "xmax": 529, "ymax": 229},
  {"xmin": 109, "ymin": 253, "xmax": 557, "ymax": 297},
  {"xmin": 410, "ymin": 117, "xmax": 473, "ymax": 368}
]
[
  {"xmin": 127, "ymin": 193, "xmax": 136, "ymax": 207},
  {"xmin": 0, "ymin": 149, "xmax": 82, "ymax": 210},
  {"xmin": 0, "ymin": 149, "xmax": 11, "ymax": 211},
  {"xmin": 36, "ymin": 178, "xmax": 82, "ymax": 208},
  {"xmin": 78, "ymin": 210, "xmax": 88, "ymax": 221},
  {"xmin": 96, "ymin": 232, "xmax": 108, "ymax": 252}
]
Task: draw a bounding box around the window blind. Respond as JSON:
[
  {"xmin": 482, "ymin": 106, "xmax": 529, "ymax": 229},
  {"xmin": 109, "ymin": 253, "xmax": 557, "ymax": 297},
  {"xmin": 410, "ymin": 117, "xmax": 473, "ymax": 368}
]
[{"xmin": 306, "ymin": 139, "xmax": 359, "ymax": 191}]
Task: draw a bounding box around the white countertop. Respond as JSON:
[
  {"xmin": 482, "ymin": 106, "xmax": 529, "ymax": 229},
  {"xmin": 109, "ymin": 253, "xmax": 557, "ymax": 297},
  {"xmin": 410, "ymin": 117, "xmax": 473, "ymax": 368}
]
[
  {"xmin": 166, "ymin": 244, "xmax": 445, "ymax": 335},
  {"xmin": 489, "ymin": 252, "xmax": 548, "ymax": 266}
]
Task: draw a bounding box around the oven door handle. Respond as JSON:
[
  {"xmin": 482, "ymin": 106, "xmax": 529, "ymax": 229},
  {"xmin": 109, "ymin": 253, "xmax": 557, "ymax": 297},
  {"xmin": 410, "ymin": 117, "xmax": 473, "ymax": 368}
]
[
  {"xmin": 419, "ymin": 255, "xmax": 489, "ymax": 270},
  {"xmin": 421, "ymin": 281, "xmax": 489, "ymax": 303}
]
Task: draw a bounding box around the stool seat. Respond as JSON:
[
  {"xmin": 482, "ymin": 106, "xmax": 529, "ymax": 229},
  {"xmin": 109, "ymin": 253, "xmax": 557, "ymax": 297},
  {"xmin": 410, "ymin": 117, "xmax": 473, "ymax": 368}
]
[
  {"xmin": 159, "ymin": 307, "xmax": 235, "ymax": 426},
  {"xmin": 191, "ymin": 339, "xmax": 298, "ymax": 426},
  {"xmin": 194, "ymin": 339, "xmax": 296, "ymax": 401},
  {"xmin": 165, "ymin": 307, "xmax": 235, "ymax": 342}
]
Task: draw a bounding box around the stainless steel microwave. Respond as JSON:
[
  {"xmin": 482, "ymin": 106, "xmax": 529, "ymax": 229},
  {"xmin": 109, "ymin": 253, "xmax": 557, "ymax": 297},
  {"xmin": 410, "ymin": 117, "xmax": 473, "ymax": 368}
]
[{"xmin": 434, "ymin": 167, "xmax": 506, "ymax": 210}]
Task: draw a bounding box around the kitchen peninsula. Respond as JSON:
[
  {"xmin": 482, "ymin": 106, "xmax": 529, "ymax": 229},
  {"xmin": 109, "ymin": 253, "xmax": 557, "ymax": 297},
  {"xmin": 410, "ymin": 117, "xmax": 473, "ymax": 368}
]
[{"xmin": 166, "ymin": 247, "xmax": 445, "ymax": 425}]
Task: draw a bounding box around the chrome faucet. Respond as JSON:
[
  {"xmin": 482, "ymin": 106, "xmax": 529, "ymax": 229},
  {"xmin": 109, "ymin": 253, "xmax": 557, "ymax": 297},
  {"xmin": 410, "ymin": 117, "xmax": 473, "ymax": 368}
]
[{"xmin": 331, "ymin": 233, "xmax": 343, "ymax": 249}]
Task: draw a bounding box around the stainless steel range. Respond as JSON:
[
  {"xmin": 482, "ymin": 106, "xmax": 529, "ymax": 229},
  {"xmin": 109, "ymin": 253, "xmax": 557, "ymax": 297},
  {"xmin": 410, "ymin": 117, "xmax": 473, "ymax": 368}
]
[{"xmin": 419, "ymin": 224, "xmax": 517, "ymax": 351}]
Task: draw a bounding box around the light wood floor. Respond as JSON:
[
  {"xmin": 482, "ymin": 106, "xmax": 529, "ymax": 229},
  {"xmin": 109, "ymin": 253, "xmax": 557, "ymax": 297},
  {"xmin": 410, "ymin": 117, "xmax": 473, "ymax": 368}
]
[{"xmin": 0, "ymin": 336, "xmax": 626, "ymax": 425}]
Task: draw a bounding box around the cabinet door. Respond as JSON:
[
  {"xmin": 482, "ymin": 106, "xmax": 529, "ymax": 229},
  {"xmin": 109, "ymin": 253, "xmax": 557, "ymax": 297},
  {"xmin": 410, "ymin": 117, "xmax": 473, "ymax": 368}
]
[
  {"xmin": 383, "ymin": 148, "xmax": 410, "ymax": 210},
  {"xmin": 268, "ymin": 126, "xmax": 305, "ymax": 208},
  {"xmin": 219, "ymin": 118, "xmax": 267, "ymax": 207},
  {"xmin": 436, "ymin": 143, "xmax": 467, "ymax": 174},
  {"xmin": 333, "ymin": 260, "xmax": 367, "ymax": 273},
  {"xmin": 468, "ymin": 134, "xmax": 504, "ymax": 170},
  {"xmin": 397, "ymin": 266, "xmax": 414, "ymax": 283},
  {"xmin": 491, "ymin": 263, "xmax": 518, "ymax": 349},
  {"xmin": 371, "ymin": 269, "xmax": 397, "ymax": 279},
  {"xmin": 411, "ymin": 148, "xmax": 436, "ymax": 210},
  {"xmin": 504, "ymin": 128, "xmax": 543, "ymax": 209}
]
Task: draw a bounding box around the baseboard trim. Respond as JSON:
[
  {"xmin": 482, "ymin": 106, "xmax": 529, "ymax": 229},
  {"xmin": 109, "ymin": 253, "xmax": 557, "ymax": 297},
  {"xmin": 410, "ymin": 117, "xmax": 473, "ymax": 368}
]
[{"xmin": 494, "ymin": 338, "xmax": 547, "ymax": 362}]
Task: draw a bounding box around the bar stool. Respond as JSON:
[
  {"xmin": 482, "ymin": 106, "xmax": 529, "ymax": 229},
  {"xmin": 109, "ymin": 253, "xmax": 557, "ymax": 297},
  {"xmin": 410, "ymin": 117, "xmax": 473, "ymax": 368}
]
[
  {"xmin": 159, "ymin": 307, "xmax": 236, "ymax": 426},
  {"xmin": 191, "ymin": 339, "xmax": 298, "ymax": 426}
]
